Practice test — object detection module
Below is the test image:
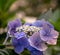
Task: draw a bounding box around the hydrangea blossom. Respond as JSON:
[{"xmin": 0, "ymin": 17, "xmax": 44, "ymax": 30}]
[
  {"xmin": 27, "ymin": 45, "xmax": 43, "ymax": 55},
  {"xmin": 33, "ymin": 19, "xmax": 59, "ymax": 45},
  {"xmin": 32, "ymin": 19, "xmax": 54, "ymax": 28},
  {"xmin": 11, "ymin": 36, "xmax": 29, "ymax": 54},
  {"xmin": 3, "ymin": 19, "xmax": 59, "ymax": 55},
  {"xmin": 39, "ymin": 20, "xmax": 59, "ymax": 45},
  {"xmin": 7, "ymin": 19, "xmax": 22, "ymax": 35},
  {"xmin": 28, "ymin": 32, "xmax": 47, "ymax": 51}
]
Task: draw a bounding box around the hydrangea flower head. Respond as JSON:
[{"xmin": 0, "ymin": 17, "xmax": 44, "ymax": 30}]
[{"xmin": 3, "ymin": 19, "xmax": 59, "ymax": 55}]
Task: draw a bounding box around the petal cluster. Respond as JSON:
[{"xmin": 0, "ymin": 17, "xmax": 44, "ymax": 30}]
[{"xmin": 6, "ymin": 19, "xmax": 59, "ymax": 55}]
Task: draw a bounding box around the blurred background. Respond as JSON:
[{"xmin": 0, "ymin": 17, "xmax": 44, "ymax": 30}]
[{"xmin": 0, "ymin": 0, "xmax": 60, "ymax": 55}]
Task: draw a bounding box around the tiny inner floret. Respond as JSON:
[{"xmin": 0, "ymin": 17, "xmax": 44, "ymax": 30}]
[{"xmin": 16, "ymin": 25, "xmax": 41, "ymax": 36}]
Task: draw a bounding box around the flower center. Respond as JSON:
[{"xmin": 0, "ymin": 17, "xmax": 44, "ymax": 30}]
[{"xmin": 16, "ymin": 25, "xmax": 41, "ymax": 36}]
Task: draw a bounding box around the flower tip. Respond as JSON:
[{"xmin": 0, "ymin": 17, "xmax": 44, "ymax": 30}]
[{"xmin": 47, "ymin": 39, "xmax": 57, "ymax": 45}]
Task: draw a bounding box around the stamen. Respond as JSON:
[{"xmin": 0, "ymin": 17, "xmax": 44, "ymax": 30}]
[{"xmin": 16, "ymin": 25, "xmax": 41, "ymax": 33}]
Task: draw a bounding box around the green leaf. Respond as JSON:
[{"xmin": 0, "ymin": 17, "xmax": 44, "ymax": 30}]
[
  {"xmin": 49, "ymin": 9, "xmax": 60, "ymax": 22},
  {"xmin": 4, "ymin": 0, "xmax": 16, "ymax": 11},
  {"xmin": 0, "ymin": 49, "xmax": 18, "ymax": 55},
  {"xmin": 0, "ymin": 0, "xmax": 7, "ymax": 10},
  {"xmin": 21, "ymin": 49, "xmax": 30, "ymax": 55},
  {"xmin": 38, "ymin": 9, "xmax": 53, "ymax": 20},
  {"xmin": 43, "ymin": 47, "xmax": 53, "ymax": 55}
]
